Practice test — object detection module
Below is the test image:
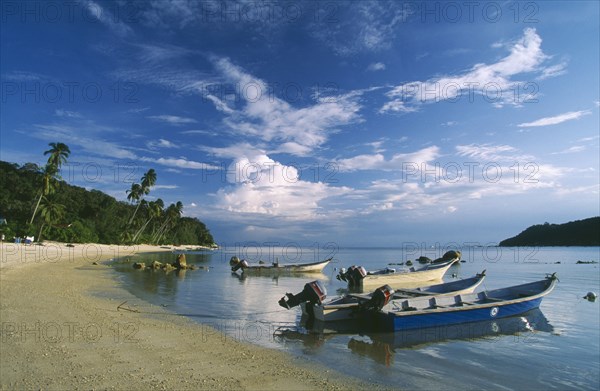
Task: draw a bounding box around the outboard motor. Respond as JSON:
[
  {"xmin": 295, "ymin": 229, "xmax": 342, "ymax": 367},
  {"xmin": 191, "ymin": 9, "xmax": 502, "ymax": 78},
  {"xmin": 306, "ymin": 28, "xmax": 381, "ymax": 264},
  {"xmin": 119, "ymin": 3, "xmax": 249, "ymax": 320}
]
[
  {"xmin": 230, "ymin": 257, "xmax": 249, "ymax": 272},
  {"xmin": 336, "ymin": 267, "xmax": 347, "ymax": 281},
  {"xmin": 360, "ymin": 285, "xmax": 395, "ymax": 311},
  {"xmin": 347, "ymin": 266, "xmax": 367, "ymax": 286},
  {"xmin": 278, "ymin": 280, "xmax": 327, "ymax": 309}
]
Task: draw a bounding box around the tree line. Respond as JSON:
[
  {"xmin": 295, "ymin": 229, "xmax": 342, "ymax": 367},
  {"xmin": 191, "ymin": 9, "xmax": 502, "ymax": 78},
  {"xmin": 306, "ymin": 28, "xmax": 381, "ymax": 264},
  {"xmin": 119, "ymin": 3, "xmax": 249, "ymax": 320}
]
[{"xmin": 0, "ymin": 143, "xmax": 215, "ymax": 246}]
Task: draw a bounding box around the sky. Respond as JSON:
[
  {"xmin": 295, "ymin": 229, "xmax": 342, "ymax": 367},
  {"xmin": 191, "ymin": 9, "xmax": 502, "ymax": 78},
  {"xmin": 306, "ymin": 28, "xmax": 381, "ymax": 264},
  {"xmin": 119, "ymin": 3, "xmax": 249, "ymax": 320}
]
[{"xmin": 1, "ymin": 0, "xmax": 599, "ymax": 248}]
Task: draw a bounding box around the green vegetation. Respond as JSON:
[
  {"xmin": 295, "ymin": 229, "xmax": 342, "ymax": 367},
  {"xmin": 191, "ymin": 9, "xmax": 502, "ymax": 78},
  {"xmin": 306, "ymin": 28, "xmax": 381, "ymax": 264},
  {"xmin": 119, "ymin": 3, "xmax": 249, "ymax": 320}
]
[
  {"xmin": 0, "ymin": 144, "xmax": 215, "ymax": 246},
  {"xmin": 499, "ymin": 217, "xmax": 600, "ymax": 246}
]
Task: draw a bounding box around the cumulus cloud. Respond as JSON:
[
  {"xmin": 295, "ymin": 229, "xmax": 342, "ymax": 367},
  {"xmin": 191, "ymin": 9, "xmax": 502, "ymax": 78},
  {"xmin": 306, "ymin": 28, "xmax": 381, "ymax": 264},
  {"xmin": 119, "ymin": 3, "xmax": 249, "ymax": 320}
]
[{"xmin": 215, "ymin": 154, "xmax": 351, "ymax": 220}]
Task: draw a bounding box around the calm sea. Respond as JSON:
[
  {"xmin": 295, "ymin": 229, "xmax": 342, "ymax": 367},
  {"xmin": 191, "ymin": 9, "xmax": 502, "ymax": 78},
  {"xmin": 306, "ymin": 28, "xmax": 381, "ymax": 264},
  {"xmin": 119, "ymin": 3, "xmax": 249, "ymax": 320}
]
[{"xmin": 112, "ymin": 246, "xmax": 600, "ymax": 390}]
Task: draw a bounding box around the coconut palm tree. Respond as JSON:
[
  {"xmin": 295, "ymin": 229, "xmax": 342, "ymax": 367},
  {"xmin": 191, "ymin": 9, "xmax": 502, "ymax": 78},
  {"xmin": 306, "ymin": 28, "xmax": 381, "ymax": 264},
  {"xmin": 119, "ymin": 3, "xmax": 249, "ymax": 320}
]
[
  {"xmin": 141, "ymin": 169, "xmax": 157, "ymax": 192},
  {"xmin": 29, "ymin": 164, "xmax": 58, "ymax": 224},
  {"xmin": 37, "ymin": 196, "xmax": 66, "ymax": 242},
  {"xmin": 30, "ymin": 142, "xmax": 70, "ymax": 225},
  {"xmin": 44, "ymin": 142, "xmax": 70, "ymax": 174},
  {"xmin": 128, "ymin": 169, "xmax": 157, "ymax": 225},
  {"xmin": 132, "ymin": 199, "xmax": 164, "ymax": 243},
  {"xmin": 154, "ymin": 201, "xmax": 183, "ymax": 244}
]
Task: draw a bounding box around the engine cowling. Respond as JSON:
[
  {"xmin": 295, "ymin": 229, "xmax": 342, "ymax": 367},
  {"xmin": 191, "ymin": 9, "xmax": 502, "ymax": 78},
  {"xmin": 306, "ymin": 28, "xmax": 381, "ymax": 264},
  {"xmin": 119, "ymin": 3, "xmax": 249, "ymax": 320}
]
[
  {"xmin": 360, "ymin": 285, "xmax": 395, "ymax": 311},
  {"xmin": 278, "ymin": 280, "xmax": 327, "ymax": 309}
]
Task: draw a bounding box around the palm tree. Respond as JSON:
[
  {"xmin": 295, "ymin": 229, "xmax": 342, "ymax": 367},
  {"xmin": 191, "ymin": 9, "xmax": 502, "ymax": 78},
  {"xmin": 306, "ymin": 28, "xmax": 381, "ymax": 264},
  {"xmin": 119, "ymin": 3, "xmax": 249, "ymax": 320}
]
[
  {"xmin": 44, "ymin": 142, "xmax": 70, "ymax": 174},
  {"xmin": 29, "ymin": 164, "xmax": 58, "ymax": 224},
  {"xmin": 30, "ymin": 142, "xmax": 70, "ymax": 225},
  {"xmin": 132, "ymin": 199, "xmax": 163, "ymax": 243},
  {"xmin": 154, "ymin": 201, "xmax": 183, "ymax": 244},
  {"xmin": 37, "ymin": 196, "xmax": 66, "ymax": 242},
  {"xmin": 128, "ymin": 169, "xmax": 157, "ymax": 225},
  {"xmin": 141, "ymin": 169, "xmax": 157, "ymax": 192}
]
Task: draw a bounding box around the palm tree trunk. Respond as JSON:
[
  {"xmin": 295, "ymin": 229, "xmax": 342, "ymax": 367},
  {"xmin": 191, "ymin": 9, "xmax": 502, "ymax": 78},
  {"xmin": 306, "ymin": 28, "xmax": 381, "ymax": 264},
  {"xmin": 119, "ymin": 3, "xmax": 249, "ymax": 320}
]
[
  {"xmin": 37, "ymin": 223, "xmax": 45, "ymax": 243},
  {"xmin": 128, "ymin": 200, "xmax": 143, "ymax": 226},
  {"xmin": 132, "ymin": 217, "xmax": 153, "ymax": 243},
  {"xmin": 29, "ymin": 191, "xmax": 44, "ymax": 224}
]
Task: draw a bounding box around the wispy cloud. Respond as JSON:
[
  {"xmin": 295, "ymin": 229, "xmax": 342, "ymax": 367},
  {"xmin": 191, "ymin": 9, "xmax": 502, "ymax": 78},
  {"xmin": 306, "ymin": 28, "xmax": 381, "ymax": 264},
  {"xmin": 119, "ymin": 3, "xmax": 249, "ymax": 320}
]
[
  {"xmin": 55, "ymin": 109, "xmax": 83, "ymax": 118},
  {"xmin": 381, "ymin": 28, "xmax": 559, "ymax": 113},
  {"xmin": 310, "ymin": 1, "xmax": 411, "ymax": 56},
  {"xmin": 335, "ymin": 146, "xmax": 440, "ymax": 172},
  {"xmin": 208, "ymin": 57, "xmax": 362, "ymax": 155},
  {"xmin": 517, "ymin": 110, "xmax": 591, "ymax": 127},
  {"xmin": 85, "ymin": 0, "xmax": 133, "ymax": 37},
  {"xmin": 147, "ymin": 115, "xmax": 198, "ymax": 125},
  {"xmin": 32, "ymin": 123, "xmax": 138, "ymax": 160},
  {"xmin": 141, "ymin": 156, "xmax": 221, "ymax": 170},
  {"xmin": 146, "ymin": 138, "xmax": 179, "ymax": 149},
  {"xmin": 552, "ymin": 145, "xmax": 586, "ymax": 154},
  {"xmin": 455, "ymin": 144, "xmax": 531, "ymax": 161}
]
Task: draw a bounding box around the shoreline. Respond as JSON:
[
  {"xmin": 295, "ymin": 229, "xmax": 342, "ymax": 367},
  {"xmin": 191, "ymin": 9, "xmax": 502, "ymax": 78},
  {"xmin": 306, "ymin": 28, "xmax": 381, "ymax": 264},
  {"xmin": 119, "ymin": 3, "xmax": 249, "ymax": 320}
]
[{"xmin": 0, "ymin": 242, "xmax": 386, "ymax": 390}]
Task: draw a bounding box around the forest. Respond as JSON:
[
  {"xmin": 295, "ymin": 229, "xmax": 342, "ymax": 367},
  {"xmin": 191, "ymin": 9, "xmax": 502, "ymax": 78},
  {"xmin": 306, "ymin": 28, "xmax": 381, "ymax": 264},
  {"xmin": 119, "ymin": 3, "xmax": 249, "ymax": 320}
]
[
  {"xmin": 0, "ymin": 144, "xmax": 215, "ymax": 246},
  {"xmin": 499, "ymin": 217, "xmax": 600, "ymax": 247}
]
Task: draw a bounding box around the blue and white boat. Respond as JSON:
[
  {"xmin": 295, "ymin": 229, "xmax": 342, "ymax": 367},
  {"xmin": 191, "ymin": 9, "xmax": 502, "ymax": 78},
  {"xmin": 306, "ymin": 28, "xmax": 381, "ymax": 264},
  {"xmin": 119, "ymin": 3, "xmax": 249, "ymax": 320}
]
[{"xmin": 378, "ymin": 273, "xmax": 558, "ymax": 332}]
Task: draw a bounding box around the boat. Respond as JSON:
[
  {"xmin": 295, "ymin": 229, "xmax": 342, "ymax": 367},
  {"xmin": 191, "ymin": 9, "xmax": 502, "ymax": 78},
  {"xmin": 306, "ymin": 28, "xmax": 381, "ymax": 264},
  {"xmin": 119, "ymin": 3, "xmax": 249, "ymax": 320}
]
[
  {"xmin": 304, "ymin": 271, "xmax": 487, "ymax": 321},
  {"xmin": 377, "ymin": 273, "xmax": 558, "ymax": 332},
  {"xmin": 230, "ymin": 256, "xmax": 331, "ymax": 274},
  {"xmin": 337, "ymin": 258, "xmax": 457, "ymax": 289},
  {"xmin": 346, "ymin": 309, "xmax": 554, "ymax": 365}
]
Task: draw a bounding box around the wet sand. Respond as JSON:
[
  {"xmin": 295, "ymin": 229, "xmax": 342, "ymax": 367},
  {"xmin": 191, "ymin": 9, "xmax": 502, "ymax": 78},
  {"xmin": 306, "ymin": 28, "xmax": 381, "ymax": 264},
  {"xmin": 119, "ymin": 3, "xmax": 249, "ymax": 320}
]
[{"xmin": 0, "ymin": 242, "xmax": 387, "ymax": 390}]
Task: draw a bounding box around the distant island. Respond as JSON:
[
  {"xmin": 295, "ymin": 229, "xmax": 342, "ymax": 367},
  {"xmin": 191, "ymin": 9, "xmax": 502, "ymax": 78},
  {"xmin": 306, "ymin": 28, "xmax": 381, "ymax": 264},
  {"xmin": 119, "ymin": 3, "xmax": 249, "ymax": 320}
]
[{"xmin": 499, "ymin": 217, "xmax": 600, "ymax": 247}]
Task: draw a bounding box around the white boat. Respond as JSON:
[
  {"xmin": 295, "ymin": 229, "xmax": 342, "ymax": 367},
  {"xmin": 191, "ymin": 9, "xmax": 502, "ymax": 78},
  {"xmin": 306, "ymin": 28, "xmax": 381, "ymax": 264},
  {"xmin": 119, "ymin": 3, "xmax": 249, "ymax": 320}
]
[
  {"xmin": 305, "ymin": 271, "xmax": 486, "ymax": 321},
  {"xmin": 230, "ymin": 257, "xmax": 331, "ymax": 274},
  {"xmin": 337, "ymin": 258, "xmax": 457, "ymax": 289}
]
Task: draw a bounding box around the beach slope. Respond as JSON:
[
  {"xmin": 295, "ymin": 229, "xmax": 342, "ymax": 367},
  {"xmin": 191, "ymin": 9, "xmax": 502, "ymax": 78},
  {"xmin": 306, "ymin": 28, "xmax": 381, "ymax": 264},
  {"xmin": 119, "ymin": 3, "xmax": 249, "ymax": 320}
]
[{"xmin": 0, "ymin": 243, "xmax": 383, "ymax": 390}]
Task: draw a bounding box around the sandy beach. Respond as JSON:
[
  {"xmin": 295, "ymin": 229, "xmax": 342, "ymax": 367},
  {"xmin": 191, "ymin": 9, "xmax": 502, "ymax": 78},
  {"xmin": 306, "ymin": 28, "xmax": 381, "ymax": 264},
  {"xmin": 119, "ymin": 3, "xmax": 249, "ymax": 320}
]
[{"xmin": 0, "ymin": 242, "xmax": 385, "ymax": 390}]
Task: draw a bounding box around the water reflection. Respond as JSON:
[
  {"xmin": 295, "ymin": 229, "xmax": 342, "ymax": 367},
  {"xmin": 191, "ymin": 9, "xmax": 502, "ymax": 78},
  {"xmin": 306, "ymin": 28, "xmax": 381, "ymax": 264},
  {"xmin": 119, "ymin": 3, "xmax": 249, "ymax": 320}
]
[
  {"xmin": 230, "ymin": 271, "xmax": 329, "ymax": 285},
  {"xmin": 276, "ymin": 309, "xmax": 554, "ymax": 366}
]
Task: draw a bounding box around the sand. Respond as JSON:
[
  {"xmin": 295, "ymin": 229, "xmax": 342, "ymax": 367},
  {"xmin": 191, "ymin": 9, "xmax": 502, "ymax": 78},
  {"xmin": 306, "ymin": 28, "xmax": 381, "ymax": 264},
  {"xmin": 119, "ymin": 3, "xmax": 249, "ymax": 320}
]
[{"xmin": 0, "ymin": 242, "xmax": 387, "ymax": 390}]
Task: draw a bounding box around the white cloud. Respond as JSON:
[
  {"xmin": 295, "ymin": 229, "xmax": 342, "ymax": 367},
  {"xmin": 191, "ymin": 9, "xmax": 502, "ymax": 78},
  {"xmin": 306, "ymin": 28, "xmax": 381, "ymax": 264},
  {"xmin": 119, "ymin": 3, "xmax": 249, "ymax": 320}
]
[
  {"xmin": 55, "ymin": 109, "xmax": 82, "ymax": 118},
  {"xmin": 336, "ymin": 146, "xmax": 440, "ymax": 172},
  {"xmin": 552, "ymin": 146, "xmax": 586, "ymax": 154},
  {"xmin": 153, "ymin": 185, "xmax": 179, "ymax": 190},
  {"xmin": 210, "ymin": 57, "xmax": 362, "ymax": 155},
  {"xmin": 141, "ymin": 156, "xmax": 221, "ymax": 170},
  {"xmin": 536, "ymin": 61, "xmax": 568, "ymax": 80},
  {"xmin": 147, "ymin": 138, "xmax": 179, "ymax": 149},
  {"xmin": 455, "ymin": 144, "xmax": 527, "ymax": 161},
  {"xmin": 310, "ymin": 2, "xmax": 411, "ymax": 56},
  {"xmin": 215, "ymin": 154, "xmax": 352, "ymax": 220},
  {"xmin": 32, "ymin": 124, "xmax": 137, "ymax": 159},
  {"xmin": 147, "ymin": 115, "xmax": 198, "ymax": 125},
  {"xmin": 517, "ymin": 110, "xmax": 591, "ymax": 127},
  {"xmin": 85, "ymin": 0, "xmax": 133, "ymax": 37},
  {"xmin": 381, "ymin": 28, "xmax": 556, "ymax": 112},
  {"xmin": 367, "ymin": 62, "xmax": 386, "ymax": 71}
]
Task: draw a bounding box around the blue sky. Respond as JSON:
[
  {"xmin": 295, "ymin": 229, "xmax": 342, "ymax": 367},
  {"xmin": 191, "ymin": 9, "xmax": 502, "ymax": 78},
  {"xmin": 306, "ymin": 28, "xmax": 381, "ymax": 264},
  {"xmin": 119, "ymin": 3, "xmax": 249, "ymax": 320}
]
[{"xmin": 1, "ymin": 1, "xmax": 599, "ymax": 247}]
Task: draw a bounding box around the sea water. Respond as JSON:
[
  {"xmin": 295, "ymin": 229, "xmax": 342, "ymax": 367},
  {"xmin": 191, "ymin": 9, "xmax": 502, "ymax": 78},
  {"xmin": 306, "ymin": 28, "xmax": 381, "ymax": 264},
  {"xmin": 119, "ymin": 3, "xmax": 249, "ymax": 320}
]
[{"xmin": 112, "ymin": 246, "xmax": 600, "ymax": 390}]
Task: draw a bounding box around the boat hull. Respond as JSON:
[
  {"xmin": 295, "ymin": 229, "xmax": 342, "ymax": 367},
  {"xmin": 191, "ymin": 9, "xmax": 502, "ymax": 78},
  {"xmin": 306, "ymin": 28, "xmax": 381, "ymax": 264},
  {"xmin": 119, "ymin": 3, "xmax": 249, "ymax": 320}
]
[
  {"xmin": 309, "ymin": 273, "xmax": 486, "ymax": 322},
  {"xmin": 378, "ymin": 275, "xmax": 557, "ymax": 332},
  {"xmin": 359, "ymin": 260, "xmax": 455, "ymax": 288},
  {"xmin": 242, "ymin": 259, "xmax": 330, "ymax": 274},
  {"xmin": 381, "ymin": 297, "xmax": 543, "ymax": 331}
]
